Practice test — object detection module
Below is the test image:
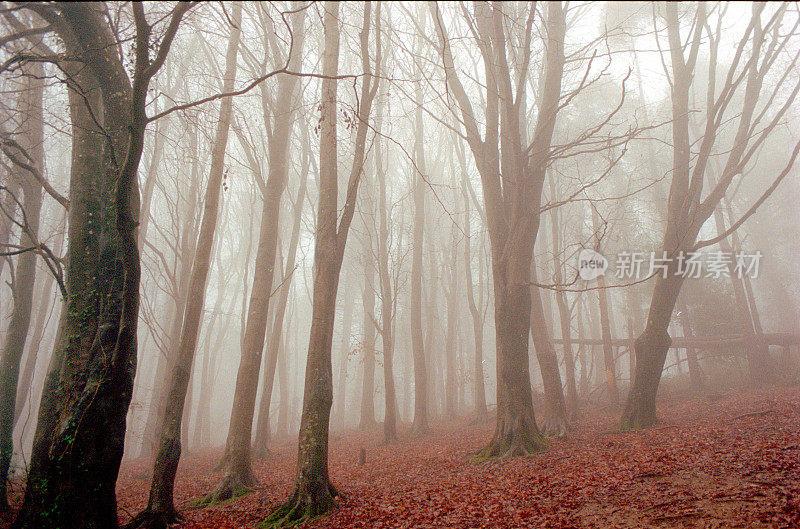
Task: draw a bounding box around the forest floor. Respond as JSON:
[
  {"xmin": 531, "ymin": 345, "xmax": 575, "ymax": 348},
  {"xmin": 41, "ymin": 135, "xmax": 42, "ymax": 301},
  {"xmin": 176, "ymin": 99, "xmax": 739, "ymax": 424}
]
[{"xmin": 4, "ymin": 385, "xmax": 800, "ymax": 528}]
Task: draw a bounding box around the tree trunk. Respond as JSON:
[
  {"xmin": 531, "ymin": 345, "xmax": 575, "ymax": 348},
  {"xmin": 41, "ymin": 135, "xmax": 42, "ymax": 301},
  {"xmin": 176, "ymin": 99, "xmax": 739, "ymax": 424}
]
[
  {"xmin": 359, "ymin": 253, "xmax": 378, "ymax": 430},
  {"xmin": 444, "ymin": 191, "xmax": 459, "ymax": 420},
  {"xmin": 14, "ymin": 213, "xmax": 64, "ymax": 427},
  {"xmin": 266, "ymin": 3, "xmax": 380, "ymax": 522},
  {"xmin": 252, "ymin": 136, "xmax": 309, "ymax": 457},
  {"xmin": 375, "ymin": 90, "xmax": 397, "ymax": 443},
  {"xmin": 14, "ymin": 9, "xmax": 135, "ymax": 527},
  {"xmin": 130, "ymin": 6, "xmax": 241, "ymax": 526},
  {"xmin": 138, "ymin": 120, "xmax": 201, "ymax": 459},
  {"xmin": 211, "ymin": 9, "xmax": 303, "ymax": 501},
  {"xmin": 548, "ymin": 183, "xmax": 578, "ymax": 417},
  {"xmin": 333, "ymin": 286, "xmax": 354, "ymax": 428},
  {"xmin": 462, "ymin": 177, "xmax": 486, "ymax": 421},
  {"xmin": 621, "ymin": 273, "xmax": 683, "ymax": 430},
  {"xmin": 409, "ymin": 85, "xmax": 429, "ymax": 435},
  {"xmin": 529, "ymin": 264, "xmax": 568, "ymax": 436},
  {"xmin": 578, "ymin": 299, "xmax": 589, "ymax": 396},
  {"xmin": 0, "ymin": 64, "xmax": 44, "ymax": 509},
  {"xmin": 677, "ymin": 302, "xmax": 705, "ymax": 391},
  {"xmin": 275, "ymin": 331, "xmax": 290, "ymax": 439}
]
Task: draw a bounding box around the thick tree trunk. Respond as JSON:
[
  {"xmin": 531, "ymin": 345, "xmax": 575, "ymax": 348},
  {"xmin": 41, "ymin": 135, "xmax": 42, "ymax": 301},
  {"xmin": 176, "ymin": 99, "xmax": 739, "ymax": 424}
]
[
  {"xmin": 14, "ymin": 4, "xmax": 146, "ymax": 522},
  {"xmin": 483, "ymin": 280, "xmax": 546, "ymax": 457},
  {"xmin": 129, "ymin": 6, "xmax": 241, "ymax": 526},
  {"xmin": 0, "ymin": 65, "xmax": 44, "ymax": 510},
  {"xmin": 621, "ymin": 273, "xmax": 683, "ymax": 430},
  {"xmin": 432, "ymin": 1, "xmax": 564, "ymax": 457}
]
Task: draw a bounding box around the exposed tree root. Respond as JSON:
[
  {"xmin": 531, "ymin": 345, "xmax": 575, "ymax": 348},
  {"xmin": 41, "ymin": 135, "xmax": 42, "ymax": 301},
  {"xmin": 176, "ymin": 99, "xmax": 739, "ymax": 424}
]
[
  {"xmin": 619, "ymin": 408, "xmax": 657, "ymax": 431},
  {"xmin": 471, "ymin": 411, "xmax": 491, "ymax": 426},
  {"xmin": 358, "ymin": 419, "xmax": 378, "ymax": 431},
  {"xmin": 620, "ymin": 395, "xmax": 658, "ymax": 431},
  {"xmin": 261, "ymin": 481, "xmax": 339, "ymax": 528},
  {"xmin": 475, "ymin": 430, "xmax": 548, "ymax": 462},
  {"xmin": 251, "ymin": 445, "xmax": 271, "ymax": 460},
  {"xmin": 122, "ymin": 509, "xmax": 181, "ymax": 529},
  {"xmin": 196, "ymin": 472, "xmax": 256, "ymax": 507}
]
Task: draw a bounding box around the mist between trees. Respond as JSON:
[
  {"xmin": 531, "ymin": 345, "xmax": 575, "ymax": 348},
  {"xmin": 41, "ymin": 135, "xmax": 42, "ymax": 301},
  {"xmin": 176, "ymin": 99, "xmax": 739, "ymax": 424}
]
[{"xmin": 0, "ymin": 1, "xmax": 799, "ymax": 528}]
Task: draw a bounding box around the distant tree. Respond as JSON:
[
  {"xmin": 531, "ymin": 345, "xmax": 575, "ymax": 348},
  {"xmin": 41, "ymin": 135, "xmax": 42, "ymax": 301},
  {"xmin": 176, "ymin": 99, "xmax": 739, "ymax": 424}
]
[
  {"xmin": 208, "ymin": 2, "xmax": 306, "ymax": 502},
  {"xmin": 0, "ymin": 61, "xmax": 44, "ymax": 511}
]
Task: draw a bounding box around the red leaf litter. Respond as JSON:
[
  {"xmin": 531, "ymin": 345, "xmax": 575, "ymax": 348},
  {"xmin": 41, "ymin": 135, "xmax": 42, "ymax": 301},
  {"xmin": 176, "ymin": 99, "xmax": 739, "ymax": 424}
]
[{"xmin": 4, "ymin": 386, "xmax": 799, "ymax": 528}]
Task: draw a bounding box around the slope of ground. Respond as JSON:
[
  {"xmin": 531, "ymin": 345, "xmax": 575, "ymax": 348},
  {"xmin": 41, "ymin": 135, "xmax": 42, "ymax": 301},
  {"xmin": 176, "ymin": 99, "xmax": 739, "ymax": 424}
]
[{"xmin": 4, "ymin": 386, "xmax": 799, "ymax": 528}]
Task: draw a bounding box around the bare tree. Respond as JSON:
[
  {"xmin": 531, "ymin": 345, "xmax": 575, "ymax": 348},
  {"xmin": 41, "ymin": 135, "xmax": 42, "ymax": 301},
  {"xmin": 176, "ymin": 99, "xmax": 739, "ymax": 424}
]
[
  {"xmin": 622, "ymin": 3, "xmax": 800, "ymax": 429},
  {"xmin": 5, "ymin": 3, "xmax": 192, "ymax": 527},
  {"xmin": 0, "ymin": 61, "xmax": 44, "ymax": 510},
  {"xmin": 431, "ymin": 1, "xmax": 567, "ymax": 455},
  {"xmin": 207, "ymin": 2, "xmax": 306, "ymax": 503},
  {"xmin": 128, "ymin": 4, "xmax": 241, "ymax": 527},
  {"xmin": 265, "ymin": 2, "xmax": 381, "ymax": 523}
]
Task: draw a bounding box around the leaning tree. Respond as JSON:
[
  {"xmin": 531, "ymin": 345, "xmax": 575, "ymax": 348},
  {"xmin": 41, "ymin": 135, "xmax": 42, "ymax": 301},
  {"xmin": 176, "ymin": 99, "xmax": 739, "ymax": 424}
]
[{"xmin": 621, "ymin": 2, "xmax": 800, "ymax": 429}]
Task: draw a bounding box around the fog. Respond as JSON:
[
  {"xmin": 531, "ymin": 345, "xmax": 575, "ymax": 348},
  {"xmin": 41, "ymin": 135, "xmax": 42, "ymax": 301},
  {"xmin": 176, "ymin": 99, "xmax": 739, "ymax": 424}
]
[{"xmin": 0, "ymin": 2, "xmax": 798, "ymax": 527}]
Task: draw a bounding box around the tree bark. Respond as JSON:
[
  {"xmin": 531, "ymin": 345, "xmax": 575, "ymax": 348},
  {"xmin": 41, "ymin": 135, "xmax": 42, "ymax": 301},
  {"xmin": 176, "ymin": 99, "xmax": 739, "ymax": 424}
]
[
  {"xmin": 548, "ymin": 187, "xmax": 578, "ymax": 418},
  {"xmin": 14, "ymin": 214, "xmax": 64, "ymax": 428},
  {"xmin": 462, "ymin": 176, "xmax": 487, "ymax": 421},
  {"xmin": 432, "ymin": 1, "xmax": 566, "ymax": 456},
  {"xmin": 13, "ymin": 1, "xmax": 187, "ymax": 525},
  {"xmin": 266, "ymin": 2, "xmax": 379, "ymax": 523},
  {"xmin": 252, "ymin": 133, "xmax": 309, "ymax": 457},
  {"xmin": 333, "ymin": 284, "xmax": 354, "ymax": 428},
  {"xmin": 409, "ymin": 84, "xmax": 429, "ymax": 435},
  {"xmin": 374, "ymin": 90, "xmax": 397, "ymax": 443},
  {"xmin": 589, "ymin": 207, "xmax": 620, "ymax": 407},
  {"xmin": 444, "ymin": 186, "xmax": 459, "ymax": 420},
  {"xmin": 530, "ymin": 265, "xmax": 568, "ymax": 436},
  {"xmin": 130, "ymin": 5, "xmax": 241, "ymax": 526},
  {"xmin": 359, "ymin": 255, "xmax": 378, "ymax": 430},
  {"xmin": 138, "ymin": 118, "xmax": 201, "ymax": 459},
  {"xmin": 210, "ymin": 6, "xmax": 304, "ymax": 502}
]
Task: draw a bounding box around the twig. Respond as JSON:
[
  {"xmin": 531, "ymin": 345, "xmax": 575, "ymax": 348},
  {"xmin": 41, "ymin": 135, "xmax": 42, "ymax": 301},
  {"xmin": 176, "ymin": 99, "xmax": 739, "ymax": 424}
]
[{"xmin": 731, "ymin": 409, "xmax": 773, "ymax": 420}]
